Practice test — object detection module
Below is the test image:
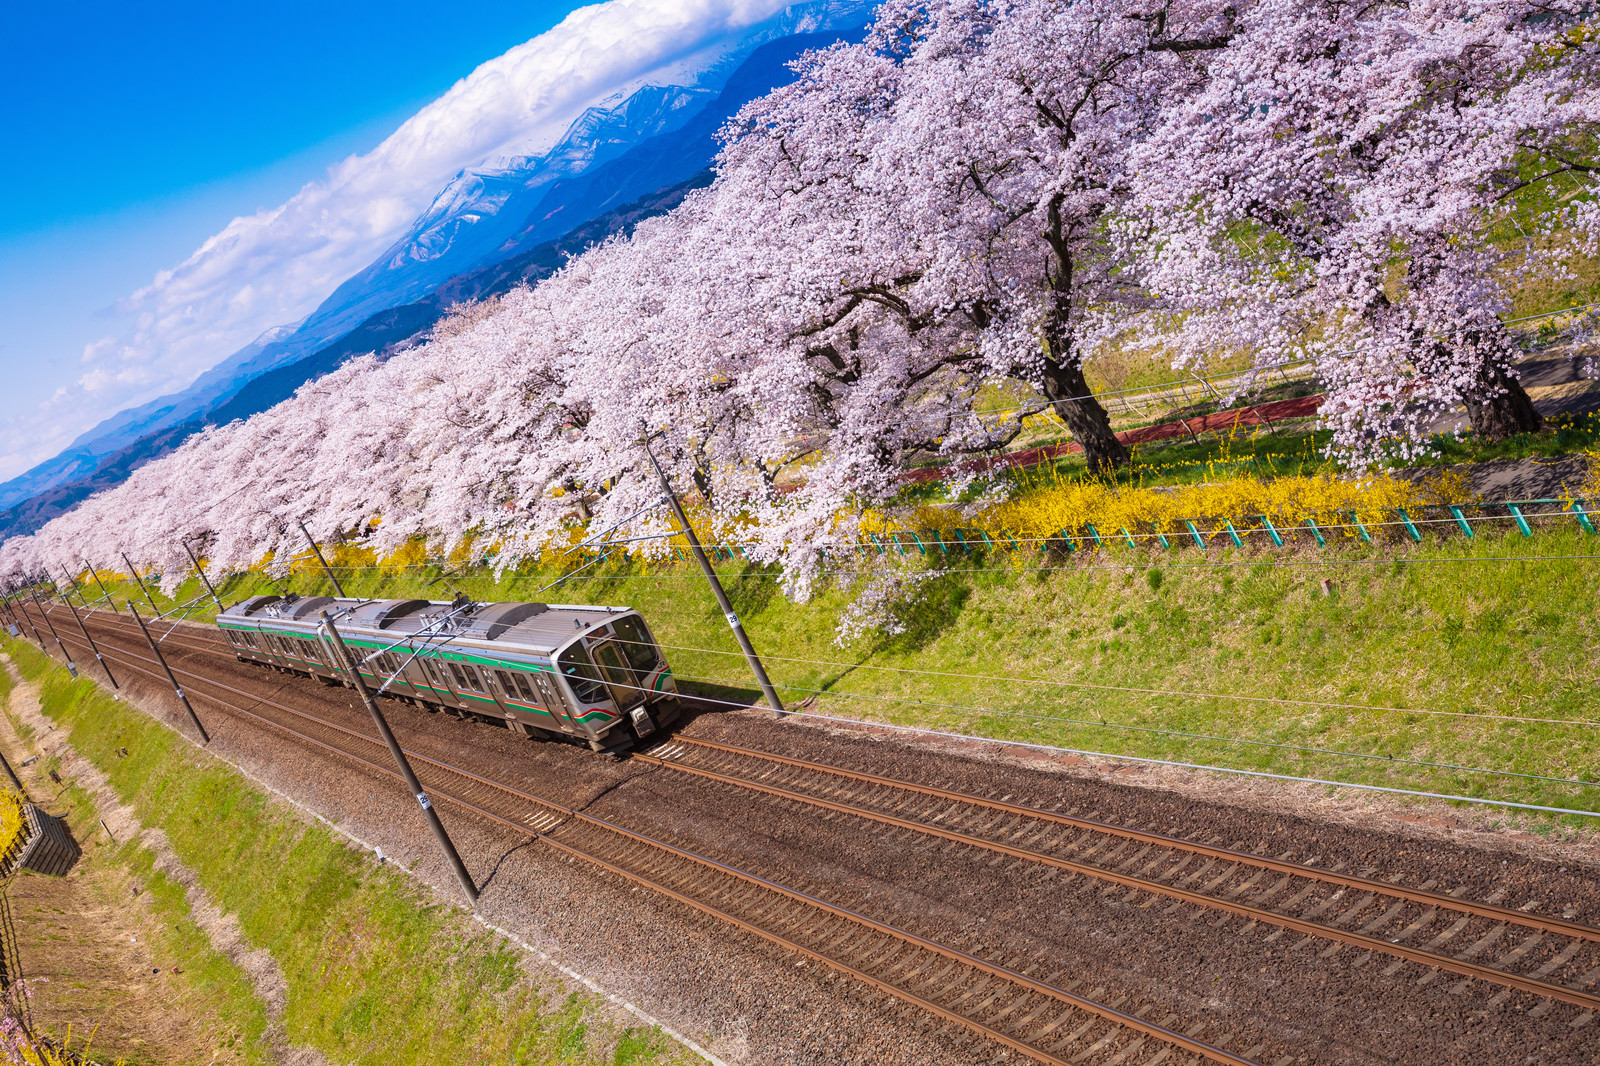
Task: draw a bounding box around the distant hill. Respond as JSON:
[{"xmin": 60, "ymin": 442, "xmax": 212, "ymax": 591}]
[
  {"xmin": 0, "ymin": 19, "xmax": 867, "ymax": 543},
  {"xmin": 0, "ymin": 176, "xmax": 709, "ymax": 542}
]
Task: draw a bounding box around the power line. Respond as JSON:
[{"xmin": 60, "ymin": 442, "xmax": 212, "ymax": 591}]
[
  {"xmin": 660, "ymin": 667, "xmax": 1600, "ymax": 788},
  {"xmin": 623, "ymin": 640, "xmax": 1600, "ymax": 729},
  {"xmin": 766, "ymin": 709, "xmax": 1600, "ymax": 820}
]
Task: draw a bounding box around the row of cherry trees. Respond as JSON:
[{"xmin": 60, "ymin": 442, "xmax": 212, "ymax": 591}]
[{"xmin": 3, "ymin": 0, "xmax": 1595, "ymax": 602}]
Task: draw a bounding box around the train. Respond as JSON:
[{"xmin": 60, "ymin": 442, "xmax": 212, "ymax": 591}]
[{"xmin": 216, "ymin": 594, "xmax": 680, "ymax": 752}]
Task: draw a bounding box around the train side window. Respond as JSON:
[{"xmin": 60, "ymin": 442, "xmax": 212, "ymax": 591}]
[{"xmin": 503, "ymin": 670, "xmax": 535, "ymax": 703}]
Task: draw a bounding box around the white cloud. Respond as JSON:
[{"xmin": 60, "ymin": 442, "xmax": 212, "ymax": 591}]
[
  {"xmin": 2, "ymin": 0, "xmax": 810, "ymax": 484},
  {"xmin": 115, "ymin": 0, "xmax": 799, "ymax": 381}
]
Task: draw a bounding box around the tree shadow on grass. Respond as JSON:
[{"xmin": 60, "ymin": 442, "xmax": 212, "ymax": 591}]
[{"xmin": 877, "ymin": 573, "xmax": 973, "ymax": 656}]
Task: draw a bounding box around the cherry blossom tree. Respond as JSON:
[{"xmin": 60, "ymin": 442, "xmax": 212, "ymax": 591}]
[
  {"xmin": 1129, "ymin": 0, "xmax": 1600, "ymax": 465},
  {"xmin": 5, "ymin": 0, "xmax": 1599, "ymax": 615}
]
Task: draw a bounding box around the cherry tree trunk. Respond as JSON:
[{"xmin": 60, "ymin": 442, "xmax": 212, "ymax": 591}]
[
  {"xmin": 1463, "ymin": 365, "xmax": 1542, "ymax": 440},
  {"xmin": 1040, "ymin": 358, "xmax": 1129, "ymax": 475}
]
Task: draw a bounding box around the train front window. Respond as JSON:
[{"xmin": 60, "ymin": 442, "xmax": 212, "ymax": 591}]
[
  {"xmin": 592, "ymin": 642, "xmax": 644, "ymax": 709},
  {"xmin": 558, "ymin": 645, "xmax": 608, "ymax": 703},
  {"xmin": 610, "ymin": 615, "xmax": 659, "ymax": 674}
]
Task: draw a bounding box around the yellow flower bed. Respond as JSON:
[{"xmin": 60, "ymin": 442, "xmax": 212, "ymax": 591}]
[
  {"xmin": 863, "ymin": 467, "xmax": 1452, "ymax": 547},
  {"xmin": 0, "ymin": 787, "xmax": 25, "ymax": 861}
]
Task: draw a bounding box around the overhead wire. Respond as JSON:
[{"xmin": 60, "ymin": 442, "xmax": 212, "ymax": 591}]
[
  {"xmin": 656, "ymin": 667, "xmax": 1600, "ymax": 788},
  {"xmin": 609, "ymin": 637, "xmax": 1600, "ymax": 729}
]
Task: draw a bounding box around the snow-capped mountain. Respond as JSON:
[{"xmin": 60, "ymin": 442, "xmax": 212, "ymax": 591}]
[
  {"xmin": 0, "ymin": 3, "xmax": 872, "ymax": 538},
  {"xmin": 305, "ymin": 82, "xmax": 713, "ymax": 336}
]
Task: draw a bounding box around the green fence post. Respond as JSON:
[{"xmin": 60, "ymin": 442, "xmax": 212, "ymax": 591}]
[
  {"xmin": 1184, "ymin": 521, "xmax": 1207, "ymax": 548},
  {"xmin": 1573, "ymin": 500, "xmax": 1596, "ymax": 535},
  {"xmin": 1348, "ymin": 510, "xmax": 1372, "ymax": 544},
  {"xmin": 1304, "ymin": 518, "xmax": 1326, "ymax": 547},
  {"xmin": 1396, "ymin": 508, "xmax": 1422, "ymax": 543},
  {"xmin": 1447, "ymin": 506, "xmax": 1474, "ymax": 538},
  {"xmin": 1506, "ymin": 503, "xmax": 1533, "ymax": 538},
  {"xmin": 1258, "ymin": 515, "xmax": 1284, "ymax": 547}
]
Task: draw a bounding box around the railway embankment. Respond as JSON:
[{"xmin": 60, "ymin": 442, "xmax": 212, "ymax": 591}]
[{"xmin": 0, "ymin": 640, "xmax": 704, "ymax": 1066}]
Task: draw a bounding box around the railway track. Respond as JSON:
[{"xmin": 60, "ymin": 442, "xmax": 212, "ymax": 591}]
[
  {"xmin": 19, "ymin": 602, "xmax": 1276, "ymax": 1066},
  {"xmin": 58, "ymin": 612, "xmax": 1600, "ymax": 1008},
  {"xmin": 635, "ymin": 737, "xmax": 1600, "ymax": 1015},
  {"xmin": 30, "ymin": 606, "xmax": 1600, "ymax": 1024}
]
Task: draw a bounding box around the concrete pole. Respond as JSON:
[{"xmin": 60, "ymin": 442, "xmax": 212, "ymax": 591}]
[
  {"xmin": 129, "ymin": 605, "xmax": 210, "ymax": 744},
  {"xmin": 299, "ymin": 521, "xmax": 348, "ymax": 598},
  {"xmin": 321, "ymin": 613, "xmax": 477, "ymax": 905},
  {"xmin": 182, "ymin": 539, "xmax": 226, "ymax": 612},
  {"xmin": 121, "ymin": 552, "xmax": 163, "ymax": 617},
  {"xmin": 59, "ymin": 587, "xmax": 118, "ymax": 689},
  {"xmin": 28, "ymin": 590, "xmax": 78, "ymax": 677},
  {"xmin": 641, "ymin": 437, "xmax": 785, "ymax": 714},
  {"xmin": 84, "ymin": 560, "xmax": 120, "ymax": 612}
]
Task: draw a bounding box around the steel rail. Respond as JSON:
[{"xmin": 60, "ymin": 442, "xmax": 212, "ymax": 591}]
[
  {"xmin": 21, "ymin": 616, "xmax": 1262, "ymax": 1066},
  {"xmin": 64, "ymin": 609, "xmax": 1600, "ymax": 1006},
  {"xmin": 657, "ymin": 737, "xmax": 1600, "ymax": 943},
  {"xmin": 635, "ymin": 740, "xmax": 1600, "ymax": 1011}
]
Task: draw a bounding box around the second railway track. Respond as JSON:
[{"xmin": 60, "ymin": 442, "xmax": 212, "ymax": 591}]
[
  {"xmin": 52, "ymin": 604, "xmax": 1600, "ymax": 1022},
  {"xmin": 21, "ymin": 601, "xmax": 1279, "ymax": 1066}
]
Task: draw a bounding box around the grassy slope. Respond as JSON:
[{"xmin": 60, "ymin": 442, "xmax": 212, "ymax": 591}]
[
  {"xmin": 3, "ymin": 640, "xmax": 694, "ymax": 1066},
  {"xmin": 87, "ymin": 516, "xmax": 1600, "ymax": 826}
]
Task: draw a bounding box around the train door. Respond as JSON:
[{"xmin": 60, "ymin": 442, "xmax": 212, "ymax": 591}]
[
  {"xmin": 526, "ymin": 669, "xmax": 578, "ymax": 737},
  {"xmin": 590, "ymin": 642, "xmax": 644, "ymax": 710},
  {"xmin": 591, "ymin": 640, "xmax": 657, "ymax": 739}
]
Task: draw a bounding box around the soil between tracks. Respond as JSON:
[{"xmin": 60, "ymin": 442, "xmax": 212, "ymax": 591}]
[{"xmin": 39, "ymin": 611, "xmax": 1600, "ymax": 1064}]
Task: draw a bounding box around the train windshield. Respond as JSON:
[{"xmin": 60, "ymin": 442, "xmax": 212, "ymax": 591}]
[
  {"xmin": 557, "ymin": 645, "xmax": 608, "ymax": 704},
  {"xmin": 610, "ymin": 615, "xmax": 660, "ymax": 673},
  {"xmin": 591, "ymin": 642, "xmax": 645, "ymax": 709}
]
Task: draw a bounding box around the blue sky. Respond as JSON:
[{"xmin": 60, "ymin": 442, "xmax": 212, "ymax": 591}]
[
  {"xmin": 0, "ymin": 0, "xmax": 804, "ymax": 483},
  {"xmin": 0, "ymin": 0, "xmax": 578, "ymax": 477}
]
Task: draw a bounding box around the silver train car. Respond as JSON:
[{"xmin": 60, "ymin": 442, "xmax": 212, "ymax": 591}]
[{"xmin": 216, "ymin": 594, "xmax": 680, "ymax": 751}]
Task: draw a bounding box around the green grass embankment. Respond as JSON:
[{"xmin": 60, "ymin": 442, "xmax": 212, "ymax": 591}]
[
  {"xmin": 2, "ymin": 640, "xmax": 697, "ymax": 1066},
  {"xmin": 84, "ymin": 520, "xmax": 1600, "ymax": 825}
]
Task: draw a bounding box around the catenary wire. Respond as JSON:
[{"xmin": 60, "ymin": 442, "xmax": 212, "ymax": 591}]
[{"xmin": 655, "ymin": 667, "xmax": 1600, "ymax": 788}]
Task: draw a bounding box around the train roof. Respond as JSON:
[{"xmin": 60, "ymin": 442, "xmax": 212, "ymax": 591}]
[{"xmin": 218, "ymin": 595, "xmax": 633, "ymax": 656}]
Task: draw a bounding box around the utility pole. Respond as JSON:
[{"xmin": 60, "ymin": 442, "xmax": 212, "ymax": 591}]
[
  {"xmin": 12, "ymin": 594, "xmax": 45, "ymax": 650},
  {"xmin": 58, "ymin": 579, "xmax": 118, "ymax": 689},
  {"xmin": 130, "ymin": 605, "xmax": 209, "ymax": 744},
  {"xmin": 0, "ymin": 744, "xmax": 23, "ymax": 795},
  {"xmin": 181, "ymin": 538, "xmax": 225, "ymax": 612},
  {"xmin": 299, "ymin": 521, "xmax": 347, "ymax": 598},
  {"xmin": 121, "ymin": 552, "xmax": 163, "ymax": 617},
  {"xmin": 54, "ymin": 565, "xmax": 86, "ymax": 608},
  {"xmin": 84, "ymin": 560, "xmax": 120, "ymax": 612},
  {"xmin": 29, "ymin": 589, "xmax": 78, "ymax": 677},
  {"xmin": 321, "ymin": 613, "xmax": 477, "ymax": 905},
  {"xmin": 641, "ymin": 436, "xmax": 785, "ymax": 714}
]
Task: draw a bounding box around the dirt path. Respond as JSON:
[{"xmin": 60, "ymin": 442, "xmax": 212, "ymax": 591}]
[
  {"xmin": 0, "ymin": 687, "xmax": 238, "ymax": 1064},
  {"xmin": 0, "ymin": 664, "xmax": 316, "ymax": 1066}
]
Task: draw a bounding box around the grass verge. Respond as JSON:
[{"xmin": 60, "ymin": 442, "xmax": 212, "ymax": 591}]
[
  {"xmin": 71, "ymin": 518, "xmax": 1600, "ymax": 828},
  {"xmin": 3, "ymin": 641, "xmax": 698, "ymax": 1066}
]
